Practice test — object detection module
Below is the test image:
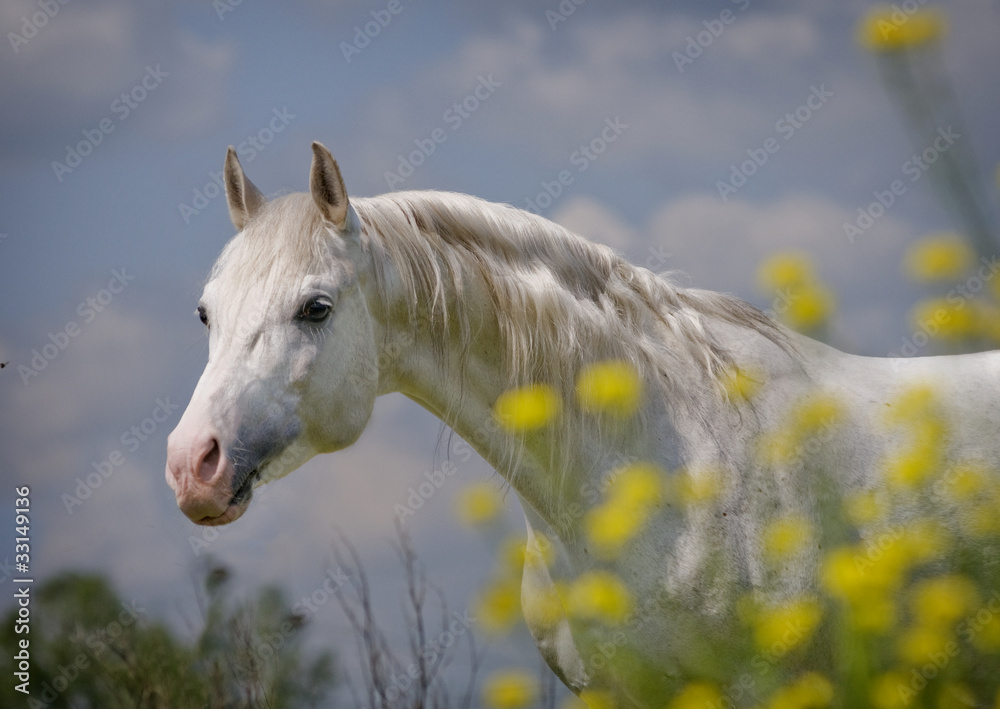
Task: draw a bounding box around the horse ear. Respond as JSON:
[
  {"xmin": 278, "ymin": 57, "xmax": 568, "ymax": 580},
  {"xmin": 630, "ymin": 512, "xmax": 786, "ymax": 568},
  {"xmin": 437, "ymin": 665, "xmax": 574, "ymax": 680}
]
[
  {"xmin": 310, "ymin": 142, "xmax": 350, "ymax": 230},
  {"xmin": 224, "ymin": 146, "xmax": 266, "ymax": 230}
]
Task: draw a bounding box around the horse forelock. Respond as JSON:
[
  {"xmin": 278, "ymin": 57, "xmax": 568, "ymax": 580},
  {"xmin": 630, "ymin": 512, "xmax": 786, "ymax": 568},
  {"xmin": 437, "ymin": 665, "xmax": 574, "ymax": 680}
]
[{"xmin": 209, "ymin": 193, "xmax": 351, "ymax": 300}]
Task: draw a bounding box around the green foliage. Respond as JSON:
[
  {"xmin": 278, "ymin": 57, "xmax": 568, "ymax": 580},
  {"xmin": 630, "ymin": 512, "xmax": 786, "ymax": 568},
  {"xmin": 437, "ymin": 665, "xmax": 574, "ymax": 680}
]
[{"xmin": 0, "ymin": 565, "xmax": 334, "ymax": 709}]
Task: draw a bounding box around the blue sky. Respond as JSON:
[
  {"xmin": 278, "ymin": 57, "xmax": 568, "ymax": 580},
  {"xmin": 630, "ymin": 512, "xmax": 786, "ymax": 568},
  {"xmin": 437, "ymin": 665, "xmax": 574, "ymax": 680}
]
[{"xmin": 1, "ymin": 0, "xmax": 998, "ymax": 698}]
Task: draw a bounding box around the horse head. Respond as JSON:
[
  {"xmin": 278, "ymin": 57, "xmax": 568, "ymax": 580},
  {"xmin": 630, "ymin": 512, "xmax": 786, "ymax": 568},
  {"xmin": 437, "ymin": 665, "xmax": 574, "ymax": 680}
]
[{"xmin": 165, "ymin": 143, "xmax": 378, "ymax": 525}]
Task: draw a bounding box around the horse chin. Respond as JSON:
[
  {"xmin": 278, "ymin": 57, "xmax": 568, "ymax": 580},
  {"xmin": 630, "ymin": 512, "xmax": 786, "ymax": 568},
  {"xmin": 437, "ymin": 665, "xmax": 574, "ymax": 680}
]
[{"xmin": 195, "ymin": 498, "xmax": 250, "ymax": 526}]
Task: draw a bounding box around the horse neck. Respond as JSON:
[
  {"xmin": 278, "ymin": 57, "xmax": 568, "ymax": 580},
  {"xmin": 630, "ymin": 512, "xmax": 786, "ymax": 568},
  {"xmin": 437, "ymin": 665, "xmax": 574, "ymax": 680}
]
[{"xmin": 357, "ymin": 230, "xmax": 719, "ymax": 527}]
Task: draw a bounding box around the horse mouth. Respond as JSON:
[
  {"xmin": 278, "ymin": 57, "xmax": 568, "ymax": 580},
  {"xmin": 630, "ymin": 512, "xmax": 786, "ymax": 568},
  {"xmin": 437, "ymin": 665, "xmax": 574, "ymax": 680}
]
[
  {"xmin": 230, "ymin": 466, "xmax": 258, "ymax": 507},
  {"xmin": 193, "ymin": 467, "xmax": 258, "ymax": 527}
]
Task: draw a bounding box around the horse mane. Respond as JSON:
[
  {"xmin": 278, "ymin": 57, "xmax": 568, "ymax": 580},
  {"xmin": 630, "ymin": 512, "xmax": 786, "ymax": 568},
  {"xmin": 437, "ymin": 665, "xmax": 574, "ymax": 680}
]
[{"xmin": 352, "ymin": 191, "xmax": 788, "ymax": 400}]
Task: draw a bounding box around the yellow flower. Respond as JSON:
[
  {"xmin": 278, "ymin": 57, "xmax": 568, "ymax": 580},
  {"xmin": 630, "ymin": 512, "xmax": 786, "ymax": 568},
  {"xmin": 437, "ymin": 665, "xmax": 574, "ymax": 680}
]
[
  {"xmin": 667, "ymin": 682, "xmax": 723, "ymax": 709},
  {"xmin": 897, "ymin": 519, "xmax": 950, "ymax": 566},
  {"xmin": 585, "ymin": 506, "xmax": 642, "ymax": 559},
  {"xmin": 562, "ymin": 691, "xmax": 616, "ymax": 709},
  {"xmin": 757, "ymin": 252, "xmax": 815, "ymax": 291},
  {"xmin": 857, "ymin": 6, "xmax": 946, "ymax": 51},
  {"xmin": 482, "ymin": 669, "xmax": 538, "ymax": 709},
  {"xmin": 821, "ymin": 546, "xmax": 902, "ymax": 631},
  {"xmin": 784, "ymin": 284, "xmax": 835, "ymax": 332},
  {"xmin": 904, "ymin": 233, "xmax": 972, "ymax": 282},
  {"xmin": 565, "ymin": 571, "xmax": 633, "ymax": 625},
  {"xmin": 896, "ymin": 624, "xmax": 952, "ymax": 666},
  {"xmin": 883, "ymin": 448, "xmax": 939, "ymax": 489},
  {"xmin": 474, "ymin": 578, "xmax": 522, "ymax": 635},
  {"xmin": 870, "ymin": 671, "xmax": 912, "ymax": 709},
  {"xmin": 909, "ymin": 298, "xmax": 977, "ymax": 341},
  {"xmin": 883, "ymin": 384, "xmax": 938, "ymax": 425},
  {"xmin": 763, "ymin": 514, "xmax": 812, "ymax": 561},
  {"xmin": 494, "ymin": 384, "xmax": 561, "ymax": 432},
  {"xmin": 585, "ymin": 463, "xmax": 664, "ymax": 558},
  {"xmin": 721, "ymin": 365, "xmax": 762, "ymax": 402},
  {"xmin": 843, "ymin": 489, "xmax": 886, "ymax": 526},
  {"xmin": 576, "ymin": 360, "xmax": 643, "ymax": 417},
  {"xmin": 521, "ymin": 579, "xmax": 565, "ymax": 632},
  {"xmin": 767, "ymin": 672, "xmax": 835, "ymax": 709},
  {"xmin": 791, "ymin": 395, "xmax": 843, "ymax": 437},
  {"xmin": 909, "ymin": 574, "xmax": 979, "ymax": 629},
  {"xmin": 455, "ymin": 481, "xmax": 503, "ymax": 527},
  {"xmin": 970, "ymin": 607, "xmax": 1000, "ymax": 652},
  {"xmin": 609, "ymin": 462, "xmax": 664, "ymax": 506},
  {"xmin": 752, "ymin": 597, "xmax": 822, "ymax": 654}
]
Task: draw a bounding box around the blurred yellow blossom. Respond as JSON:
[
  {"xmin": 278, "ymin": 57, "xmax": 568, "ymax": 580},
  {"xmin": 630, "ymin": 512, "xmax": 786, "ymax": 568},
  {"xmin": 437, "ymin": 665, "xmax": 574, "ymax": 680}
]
[
  {"xmin": 585, "ymin": 463, "xmax": 664, "ymax": 558},
  {"xmin": 763, "ymin": 514, "xmax": 813, "ymax": 561},
  {"xmin": 844, "ymin": 489, "xmax": 887, "ymax": 526},
  {"xmin": 667, "ymin": 682, "xmax": 723, "ymax": 709},
  {"xmin": 482, "ymin": 669, "xmax": 538, "ymax": 709},
  {"xmin": 883, "ymin": 383, "xmax": 939, "ymax": 425},
  {"xmin": 474, "ymin": 578, "xmax": 522, "ymax": 635},
  {"xmin": 784, "ymin": 284, "xmax": 835, "ymax": 332},
  {"xmin": 896, "ymin": 624, "xmax": 952, "ymax": 666},
  {"xmin": 757, "ymin": 252, "xmax": 815, "ymax": 291},
  {"xmin": 883, "ymin": 447, "xmax": 940, "ymax": 489},
  {"xmin": 561, "ymin": 691, "xmax": 616, "ymax": 709},
  {"xmin": 565, "ymin": 571, "xmax": 633, "ymax": 625},
  {"xmin": 576, "ymin": 360, "xmax": 643, "ymax": 417},
  {"xmin": 821, "ymin": 546, "xmax": 902, "ymax": 632},
  {"xmin": 766, "ymin": 672, "xmax": 835, "ymax": 709},
  {"xmin": 721, "ymin": 365, "xmax": 762, "ymax": 402},
  {"xmin": 455, "ymin": 481, "xmax": 503, "ymax": 527},
  {"xmin": 493, "ymin": 384, "xmax": 561, "ymax": 432},
  {"xmin": 857, "ymin": 6, "xmax": 946, "ymax": 51},
  {"xmin": 904, "ymin": 233, "xmax": 972, "ymax": 282},
  {"xmin": 752, "ymin": 597, "xmax": 822, "ymax": 653},
  {"xmin": 909, "ymin": 574, "xmax": 979, "ymax": 628},
  {"xmin": 909, "ymin": 297, "xmax": 977, "ymax": 342},
  {"xmin": 792, "ymin": 394, "xmax": 844, "ymax": 436},
  {"xmin": 870, "ymin": 671, "xmax": 912, "ymax": 709}
]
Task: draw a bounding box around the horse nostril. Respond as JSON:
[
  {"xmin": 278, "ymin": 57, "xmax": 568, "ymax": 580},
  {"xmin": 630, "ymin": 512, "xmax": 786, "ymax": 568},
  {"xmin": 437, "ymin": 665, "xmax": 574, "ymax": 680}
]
[{"xmin": 199, "ymin": 438, "xmax": 221, "ymax": 482}]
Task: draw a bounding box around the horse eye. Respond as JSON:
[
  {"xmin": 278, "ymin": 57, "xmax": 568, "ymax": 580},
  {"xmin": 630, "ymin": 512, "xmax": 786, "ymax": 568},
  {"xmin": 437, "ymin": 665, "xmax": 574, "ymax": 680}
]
[
  {"xmin": 197, "ymin": 306, "xmax": 209, "ymax": 328},
  {"xmin": 299, "ymin": 299, "xmax": 332, "ymax": 323}
]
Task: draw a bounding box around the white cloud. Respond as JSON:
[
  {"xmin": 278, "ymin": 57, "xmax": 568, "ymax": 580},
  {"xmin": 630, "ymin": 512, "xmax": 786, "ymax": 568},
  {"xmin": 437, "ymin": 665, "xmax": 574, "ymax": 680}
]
[{"xmin": 551, "ymin": 195, "xmax": 638, "ymax": 252}]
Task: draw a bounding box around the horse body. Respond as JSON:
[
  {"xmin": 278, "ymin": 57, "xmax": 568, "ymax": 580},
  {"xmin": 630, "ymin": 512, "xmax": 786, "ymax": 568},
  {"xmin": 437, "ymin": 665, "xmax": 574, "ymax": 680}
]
[{"xmin": 166, "ymin": 143, "xmax": 1000, "ymax": 704}]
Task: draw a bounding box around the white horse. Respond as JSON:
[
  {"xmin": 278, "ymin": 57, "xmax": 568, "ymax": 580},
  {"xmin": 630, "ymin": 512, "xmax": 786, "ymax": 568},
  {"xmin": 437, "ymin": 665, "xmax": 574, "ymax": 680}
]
[{"xmin": 166, "ymin": 143, "xmax": 1000, "ymax": 705}]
